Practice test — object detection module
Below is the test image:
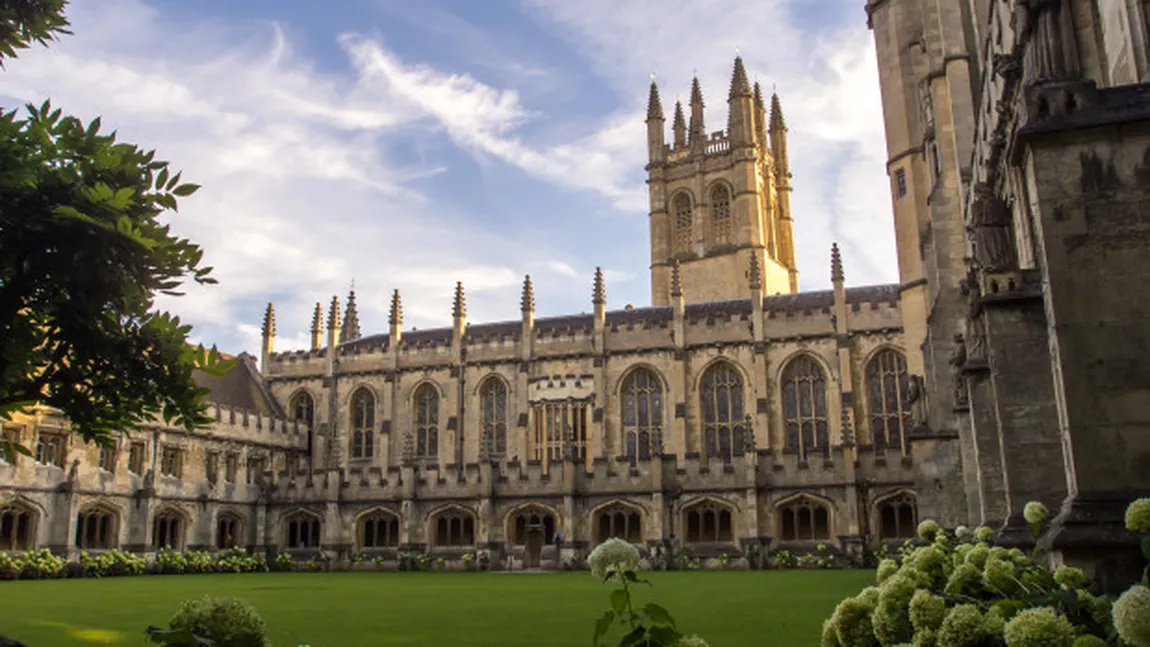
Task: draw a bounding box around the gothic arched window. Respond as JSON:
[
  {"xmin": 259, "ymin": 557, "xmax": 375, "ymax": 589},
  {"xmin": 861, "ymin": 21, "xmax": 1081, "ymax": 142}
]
[
  {"xmin": 290, "ymin": 391, "xmax": 315, "ymax": 426},
  {"xmin": 782, "ymin": 355, "xmax": 829, "ymax": 460},
  {"xmin": 778, "ymin": 496, "xmax": 831, "ymax": 541},
  {"xmin": 877, "ymin": 493, "xmax": 918, "ymax": 539},
  {"xmin": 672, "ymin": 192, "xmax": 693, "ymax": 256},
  {"xmin": 217, "ymin": 513, "xmax": 242, "ymax": 549},
  {"xmin": 0, "ymin": 503, "xmax": 34, "ymax": 551},
  {"xmin": 510, "ymin": 507, "xmax": 556, "ymax": 545},
  {"xmin": 76, "ymin": 507, "xmax": 118, "ymax": 550},
  {"xmin": 432, "ymin": 509, "xmax": 475, "ymax": 547},
  {"xmin": 700, "ymin": 362, "xmax": 745, "ymax": 462},
  {"xmin": 480, "ymin": 377, "xmax": 508, "ymax": 459},
  {"xmin": 683, "ymin": 500, "xmax": 734, "ymax": 544},
  {"xmin": 621, "ymin": 368, "xmax": 662, "ymax": 464},
  {"xmin": 866, "ymin": 349, "xmax": 911, "ymax": 454},
  {"xmin": 415, "ymin": 384, "xmax": 439, "ymax": 460},
  {"xmin": 359, "ymin": 510, "xmax": 400, "ymax": 549},
  {"xmin": 350, "ymin": 388, "xmax": 375, "ymax": 459},
  {"xmin": 709, "ymin": 185, "xmax": 732, "ymax": 247},
  {"xmin": 285, "ymin": 512, "xmax": 321, "ymax": 549},
  {"xmin": 596, "ymin": 504, "xmax": 642, "ymax": 543},
  {"xmin": 153, "ymin": 510, "xmax": 185, "ymax": 551}
]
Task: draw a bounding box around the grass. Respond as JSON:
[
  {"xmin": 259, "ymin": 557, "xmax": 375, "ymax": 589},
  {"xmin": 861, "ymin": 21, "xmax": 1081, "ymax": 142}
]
[{"xmin": 0, "ymin": 570, "xmax": 871, "ymax": 646}]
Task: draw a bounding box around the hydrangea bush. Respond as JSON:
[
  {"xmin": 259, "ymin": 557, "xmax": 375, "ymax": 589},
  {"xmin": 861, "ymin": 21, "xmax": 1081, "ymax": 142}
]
[
  {"xmin": 589, "ymin": 537, "xmax": 707, "ymax": 647},
  {"xmin": 822, "ymin": 497, "xmax": 1150, "ymax": 647},
  {"xmin": 147, "ymin": 596, "xmax": 270, "ymax": 647}
]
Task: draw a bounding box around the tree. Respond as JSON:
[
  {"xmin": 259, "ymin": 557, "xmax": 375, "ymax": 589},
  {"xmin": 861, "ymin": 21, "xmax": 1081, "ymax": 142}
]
[{"xmin": 0, "ymin": 0, "xmax": 233, "ymax": 459}]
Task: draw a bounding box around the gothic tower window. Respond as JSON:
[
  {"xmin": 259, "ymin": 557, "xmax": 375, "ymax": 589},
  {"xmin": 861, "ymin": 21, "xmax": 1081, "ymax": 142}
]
[
  {"xmin": 358, "ymin": 510, "xmax": 400, "ymax": 549},
  {"xmin": 596, "ymin": 503, "xmax": 642, "ymax": 543},
  {"xmin": 153, "ymin": 510, "xmax": 185, "ymax": 551},
  {"xmin": 672, "ymin": 192, "xmax": 693, "ymax": 256},
  {"xmin": 217, "ymin": 513, "xmax": 242, "ymax": 549},
  {"xmin": 683, "ymin": 500, "xmax": 733, "ymax": 544},
  {"xmin": 0, "ymin": 503, "xmax": 34, "ymax": 551},
  {"xmin": 621, "ymin": 368, "xmax": 662, "ymax": 464},
  {"xmin": 700, "ymin": 362, "xmax": 745, "ymax": 462},
  {"xmin": 777, "ymin": 496, "xmax": 831, "ymax": 541},
  {"xmin": 350, "ymin": 388, "xmax": 375, "ymax": 459},
  {"xmin": 781, "ymin": 355, "xmax": 829, "ymax": 460},
  {"xmin": 290, "ymin": 391, "xmax": 315, "ymax": 426},
  {"xmin": 709, "ymin": 185, "xmax": 732, "ymax": 248},
  {"xmin": 285, "ymin": 512, "xmax": 321, "ymax": 549},
  {"xmin": 480, "ymin": 377, "xmax": 508, "ymax": 458},
  {"xmin": 510, "ymin": 506, "xmax": 556, "ymax": 545},
  {"xmin": 877, "ymin": 492, "xmax": 918, "ymax": 539},
  {"xmin": 414, "ymin": 384, "xmax": 439, "ymax": 461},
  {"xmin": 532, "ymin": 401, "xmax": 588, "ymax": 467},
  {"xmin": 75, "ymin": 506, "xmax": 118, "ymax": 550},
  {"xmin": 432, "ymin": 508, "xmax": 475, "ymax": 547},
  {"xmin": 866, "ymin": 349, "xmax": 911, "ymax": 453}
]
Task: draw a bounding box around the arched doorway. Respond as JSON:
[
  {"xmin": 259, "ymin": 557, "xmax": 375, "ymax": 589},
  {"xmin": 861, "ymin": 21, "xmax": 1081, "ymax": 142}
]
[{"xmin": 509, "ymin": 507, "xmax": 556, "ymax": 569}]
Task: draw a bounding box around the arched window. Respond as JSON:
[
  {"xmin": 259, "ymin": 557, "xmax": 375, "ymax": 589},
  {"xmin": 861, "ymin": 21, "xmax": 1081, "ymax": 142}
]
[
  {"xmin": 777, "ymin": 497, "xmax": 831, "ymax": 541},
  {"xmin": 432, "ymin": 509, "xmax": 475, "ymax": 547},
  {"xmin": 359, "ymin": 511, "xmax": 400, "ymax": 549},
  {"xmin": 683, "ymin": 500, "xmax": 734, "ymax": 543},
  {"xmin": 877, "ymin": 493, "xmax": 917, "ymax": 539},
  {"xmin": 866, "ymin": 350, "xmax": 911, "ymax": 454},
  {"xmin": 709, "ymin": 185, "xmax": 732, "ymax": 247},
  {"xmin": 480, "ymin": 378, "xmax": 508, "ymax": 459},
  {"xmin": 700, "ymin": 362, "xmax": 745, "ymax": 462},
  {"xmin": 596, "ymin": 504, "xmax": 642, "ymax": 543},
  {"xmin": 509, "ymin": 507, "xmax": 556, "ymax": 545},
  {"xmin": 290, "ymin": 391, "xmax": 315, "ymax": 426},
  {"xmin": 350, "ymin": 388, "xmax": 375, "ymax": 459},
  {"xmin": 217, "ymin": 514, "xmax": 242, "ymax": 549},
  {"xmin": 782, "ymin": 356, "xmax": 829, "ymax": 460},
  {"xmin": 153, "ymin": 510, "xmax": 186, "ymax": 550},
  {"xmin": 414, "ymin": 384, "xmax": 439, "ymax": 461},
  {"xmin": 672, "ymin": 192, "xmax": 693, "ymax": 256},
  {"xmin": 0, "ymin": 504, "xmax": 34, "ymax": 551},
  {"xmin": 76, "ymin": 507, "xmax": 117, "ymax": 550},
  {"xmin": 285, "ymin": 512, "xmax": 321, "ymax": 549},
  {"xmin": 621, "ymin": 368, "xmax": 662, "ymax": 464}
]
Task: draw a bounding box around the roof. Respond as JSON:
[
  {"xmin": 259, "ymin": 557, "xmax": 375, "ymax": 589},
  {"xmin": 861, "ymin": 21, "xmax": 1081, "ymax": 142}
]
[{"xmin": 194, "ymin": 352, "xmax": 284, "ymax": 417}]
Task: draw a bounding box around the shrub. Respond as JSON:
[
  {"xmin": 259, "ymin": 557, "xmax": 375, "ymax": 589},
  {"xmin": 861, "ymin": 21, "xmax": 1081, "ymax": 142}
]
[{"xmin": 167, "ymin": 596, "xmax": 269, "ymax": 647}]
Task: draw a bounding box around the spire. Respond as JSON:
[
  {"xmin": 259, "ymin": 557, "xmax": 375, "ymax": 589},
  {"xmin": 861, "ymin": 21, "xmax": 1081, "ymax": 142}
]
[
  {"xmin": 729, "ymin": 56, "xmax": 751, "ymax": 98},
  {"xmin": 672, "ymin": 100, "xmax": 686, "ymax": 147},
  {"xmin": 753, "ymin": 81, "xmax": 765, "ymax": 110},
  {"xmin": 327, "ymin": 295, "xmax": 340, "ymax": 331},
  {"xmin": 520, "ymin": 274, "xmax": 534, "ymax": 313},
  {"xmin": 770, "ymin": 92, "xmax": 786, "ymax": 131},
  {"xmin": 341, "ymin": 286, "xmax": 361, "ymax": 343},
  {"xmin": 452, "ymin": 281, "xmax": 466, "ymax": 319},
  {"xmin": 831, "ymin": 243, "xmax": 844, "ymax": 284},
  {"xmin": 749, "ymin": 253, "xmax": 762, "ymax": 291},
  {"xmin": 261, "ymin": 302, "xmax": 275, "ymax": 339},
  {"xmin": 689, "ymin": 76, "xmax": 706, "ymax": 147},
  {"xmin": 592, "ymin": 267, "xmax": 606, "ymax": 305},
  {"xmin": 670, "ymin": 260, "xmax": 683, "ymax": 297},
  {"xmin": 388, "ymin": 289, "xmax": 402, "ymax": 327},
  {"xmin": 310, "ymin": 302, "xmax": 322, "ymax": 350},
  {"xmin": 690, "ymin": 76, "xmax": 704, "ymax": 107},
  {"xmin": 646, "ymin": 80, "xmax": 664, "ymax": 121}
]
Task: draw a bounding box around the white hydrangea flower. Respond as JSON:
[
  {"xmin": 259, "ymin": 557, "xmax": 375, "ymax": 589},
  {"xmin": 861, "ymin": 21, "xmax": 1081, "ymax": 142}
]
[
  {"xmin": 1125, "ymin": 498, "xmax": 1150, "ymax": 533},
  {"xmin": 674, "ymin": 635, "xmax": 709, "ymax": 647},
  {"xmin": 955, "ymin": 525, "xmax": 972, "ymax": 540},
  {"xmin": 1023, "ymin": 501, "xmax": 1049, "ymax": 525},
  {"xmin": 587, "ymin": 537, "xmax": 639, "ymax": 581},
  {"xmin": 1113, "ymin": 584, "xmax": 1150, "ymax": 647}
]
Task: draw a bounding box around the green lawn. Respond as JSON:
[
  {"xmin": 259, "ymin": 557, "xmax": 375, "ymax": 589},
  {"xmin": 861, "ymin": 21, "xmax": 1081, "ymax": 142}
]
[{"xmin": 0, "ymin": 570, "xmax": 870, "ymax": 646}]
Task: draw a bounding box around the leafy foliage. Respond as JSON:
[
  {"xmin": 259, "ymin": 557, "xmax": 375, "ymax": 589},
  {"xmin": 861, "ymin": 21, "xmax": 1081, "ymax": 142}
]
[
  {"xmin": 0, "ymin": 0, "xmax": 71, "ymax": 63},
  {"xmin": 162, "ymin": 596, "xmax": 269, "ymax": 647}
]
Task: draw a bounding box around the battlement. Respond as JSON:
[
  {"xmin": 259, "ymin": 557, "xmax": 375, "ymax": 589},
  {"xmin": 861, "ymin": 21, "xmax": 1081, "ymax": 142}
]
[{"xmin": 203, "ymin": 403, "xmax": 309, "ymax": 443}]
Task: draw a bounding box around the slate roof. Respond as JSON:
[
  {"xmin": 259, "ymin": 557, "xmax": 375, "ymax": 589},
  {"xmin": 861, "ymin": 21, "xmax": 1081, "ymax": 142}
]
[{"xmin": 194, "ymin": 352, "xmax": 283, "ymax": 417}]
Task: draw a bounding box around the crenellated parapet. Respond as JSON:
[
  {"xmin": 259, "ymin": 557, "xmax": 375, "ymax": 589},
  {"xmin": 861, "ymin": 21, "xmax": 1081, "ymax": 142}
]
[{"xmin": 203, "ymin": 403, "xmax": 310, "ymax": 444}]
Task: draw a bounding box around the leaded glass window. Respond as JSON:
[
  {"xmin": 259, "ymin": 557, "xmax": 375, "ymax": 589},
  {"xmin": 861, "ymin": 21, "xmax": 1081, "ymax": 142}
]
[
  {"xmin": 781, "ymin": 356, "xmax": 828, "ymax": 460},
  {"xmin": 414, "ymin": 384, "xmax": 439, "ymax": 460},
  {"xmin": 710, "ymin": 185, "xmax": 731, "ymax": 247},
  {"xmin": 672, "ymin": 192, "xmax": 693, "ymax": 256},
  {"xmin": 621, "ymin": 368, "xmax": 662, "ymax": 464},
  {"xmin": 778, "ymin": 497, "xmax": 831, "ymax": 541},
  {"xmin": 480, "ymin": 378, "xmax": 508, "ymax": 458},
  {"xmin": 701, "ymin": 362, "xmax": 745, "ymax": 462},
  {"xmin": 877, "ymin": 493, "xmax": 917, "ymax": 539},
  {"xmin": 351, "ymin": 388, "xmax": 375, "ymax": 459},
  {"xmin": 866, "ymin": 350, "xmax": 910, "ymax": 454},
  {"xmin": 683, "ymin": 501, "xmax": 733, "ymax": 543},
  {"xmin": 596, "ymin": 504, "xmax": 642, "ymax": 543}
]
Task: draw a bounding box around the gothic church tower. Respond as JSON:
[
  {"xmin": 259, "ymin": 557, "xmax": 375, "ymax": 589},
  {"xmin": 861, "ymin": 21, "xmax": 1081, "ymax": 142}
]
[{"xmin": 646, "ymin": 57, "xmax": 798, "ymax": 306}]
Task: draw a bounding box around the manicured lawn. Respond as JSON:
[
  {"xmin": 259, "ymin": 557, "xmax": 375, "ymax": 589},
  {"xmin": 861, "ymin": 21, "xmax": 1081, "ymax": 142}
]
[{"xmin": 0, "ymin": 570, "xmax": 871, "ymax": 646}]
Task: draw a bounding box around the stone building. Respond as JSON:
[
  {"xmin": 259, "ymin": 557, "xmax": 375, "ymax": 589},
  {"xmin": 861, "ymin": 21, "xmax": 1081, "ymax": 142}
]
[
  {"xmin": 0, "ymin": 57, "xmax": 942, "ymax": 568},
  {"xmin": 865, "ymin": 0, "xmax": 1150, "ymax": 588}
]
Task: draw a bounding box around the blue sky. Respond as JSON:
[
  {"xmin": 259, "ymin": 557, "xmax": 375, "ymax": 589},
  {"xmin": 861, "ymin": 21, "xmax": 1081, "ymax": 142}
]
[{"xmin": 0, "ymin": 0, "xmax": 897, "ymax": 361}]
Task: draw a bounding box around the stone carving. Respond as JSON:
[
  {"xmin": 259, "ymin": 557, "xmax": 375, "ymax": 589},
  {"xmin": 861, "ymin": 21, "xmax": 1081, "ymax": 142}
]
[
  {"xmin": 949, "ymin": 332, "xmax": 970, "ymax": 407},
  {"xmin": 960, "ymin": 270, "xmax": 989, "ymax": 363},
  {"xmin": 67, "ymin": 459, "xmax": 79, "ymax": 485},
  {"xmin": 968, "ymin": 183, "xmax": 1016, "ymax": 272},
  {"xmin": 906, "ymin": 375, "xmax": 928, "ymax": 429},
  {"xmin": 1014, "ymin": 0, "xmax": 1080, "ymax": 84},
  {"xmin": 650, "ymin": 428, "xmax": 664, "ymax": 457},
  {"xmin": 993, "ymin": 53, "xmax": 1022, "ymax": 81},
  {"xmin": 740, "ymin": 419, "xmax": 756, "ymax": 455}
]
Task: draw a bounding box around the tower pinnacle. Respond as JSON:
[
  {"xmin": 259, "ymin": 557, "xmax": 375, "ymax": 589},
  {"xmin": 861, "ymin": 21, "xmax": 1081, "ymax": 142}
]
[
  {"xmin": 388, "ymin": 289, "xmax": 403, "ymax": 327},
  {"xmin": 729, "ymin": 56, "xmax": 751, "ymax": 98},
  {"xmin": 452, "ymin": 282, "xmax": 466, "ymax": 319},
  {"xmin": 521, "ymin": 275, "xmax": 535, "ymax": 313},
  {"xmin": 646, "ymin": 80, "xmax": 664, "ymax": 121},
  {"xmin": 593, "ymin": 267, "xmax": 606, "ymax": 305},
  {"xmin": 261, "ymin": 302, "xmax": 275, "ymax": 339},
  {"xmin": 770, "ymin": 92, "xmax": 786, "ymax": 131},
  {"xmin": 831, "ymin": 243, "xmax": 844, "ymax": 284},
  {"xmin": 670, "ymin": 260, "xmax": 683, "ymax": 297},
  {"xmin": 341, "ymin": 285, "xmax": 361, "ymax": 343}
]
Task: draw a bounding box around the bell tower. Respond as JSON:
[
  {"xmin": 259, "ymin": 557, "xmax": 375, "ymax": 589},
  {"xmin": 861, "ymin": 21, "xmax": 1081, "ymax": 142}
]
[{"xmin": 646, "ymin": 56, "xmax": 798, "ymax": 306}]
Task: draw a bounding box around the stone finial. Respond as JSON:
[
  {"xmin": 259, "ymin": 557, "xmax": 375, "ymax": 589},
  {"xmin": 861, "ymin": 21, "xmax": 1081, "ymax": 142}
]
[
  {"xmin": 729, "ymin": 56, "xmax": 751, "ymax": 99},
  {"xmin": 310, "ymin": 302, "xmax": 322, "ymax": 335},
  {"xmin": 770, "ymin": 92, "xmax": 786, "ymax": 131},
  {"xmin": 327, "ymin": 295, "xmax": 340, "ymax": 332},
  {"xmin": 388, "ymin": 289, "xmax": 403, "ymax": 327},
  {"xmin": 341, "ymin": 286, "xmax": 361, "ymax": 343},
  {"xmin": 592, "ymin": 267, "xmax": 606, "ymax": 306},
  {"xmin": 690, "ymin": 76, "xmax": 704, "ymax": 108},
  {"xmin": 749, "ymin": 253, "xmax": 762, "ymax": 291},
  {"xmin": 670, "ymin": 260, "xmax": 683, "ymax": 297},
  {"xmin": 646, "ymin": 80, "xmax": 664, "ymax": 121},
  {"xmin": 452, "ymin": 281, "xmax": 466, "ymax": 319},
  {"xmin": 831, "ymin": 243, "xmax": 844, "ymax": 284},
  {"xmin": 521, "ymin": 275, "xmax": 534, "ymax": 313},
  {"xmin": 261, "ymin": 302, "xmax": 275, "ymax": 339}
]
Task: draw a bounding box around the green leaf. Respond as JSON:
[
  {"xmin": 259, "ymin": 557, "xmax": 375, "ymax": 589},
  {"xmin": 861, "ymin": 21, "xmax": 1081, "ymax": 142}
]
[
  {"xmin": 172, "ymin": 183, "xmax": 200, "ymax": 197},
  {"xmin": 642, "ymin": 603, "xmax": 675, "ymax": 628},
  {"xmin": 610, "ymin": 589, "xmax": 629, "ymax": 614},
  {"xmin": 156, "ymin": 167, "xmax": 169, "ymax": 190},
  {"xmin": 646, "ymin": 625, "xmax": 682, "ymax": 646},
  {"xmin": 1141, "ymin": 536, "xmax": 1150, "ymax": 563},
  {"xmin": 593, "ymin": 610, "xmax": 615, "ymax": 645},
  {"xmin": 618, "ymin": 626, "xmax": 647, "ymax": 647}
]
